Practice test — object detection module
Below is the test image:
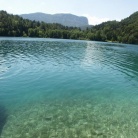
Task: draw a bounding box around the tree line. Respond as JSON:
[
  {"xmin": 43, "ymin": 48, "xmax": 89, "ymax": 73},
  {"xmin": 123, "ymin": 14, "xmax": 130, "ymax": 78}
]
[{"xmin": 0, "ymin": 11, "xmax": 138, "ymax": 44}]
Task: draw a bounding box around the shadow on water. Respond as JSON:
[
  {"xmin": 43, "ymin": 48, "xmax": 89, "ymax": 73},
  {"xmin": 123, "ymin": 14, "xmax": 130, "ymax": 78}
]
[{"xmin": 0, "ymin": 105, "xmax": 8, "ymax": 136}]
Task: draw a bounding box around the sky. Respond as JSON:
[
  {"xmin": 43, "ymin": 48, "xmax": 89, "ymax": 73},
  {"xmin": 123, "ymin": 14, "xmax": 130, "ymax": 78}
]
[{"xmin": 0, "ymin": 0, "xmax": 138, "ymax": 25}]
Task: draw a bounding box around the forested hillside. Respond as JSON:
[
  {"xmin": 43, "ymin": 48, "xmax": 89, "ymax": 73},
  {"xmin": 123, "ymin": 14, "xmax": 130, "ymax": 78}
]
[
  {"xmin": 0, "ymin": 11, "xmax": 138, "ymax": 44},
  {"xmin": 86, "ymin": 11, "xmax": 138, "ymax": 44},
  {"xmin": 0, "ymin": 11, "xmax": 84, "ymax": 39}
]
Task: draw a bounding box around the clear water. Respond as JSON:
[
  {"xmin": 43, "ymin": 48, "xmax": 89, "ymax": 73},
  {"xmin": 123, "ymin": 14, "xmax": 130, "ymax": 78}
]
[{"xmin": 0, "ymin": 37, "xmax": 138, "ymax": 137}]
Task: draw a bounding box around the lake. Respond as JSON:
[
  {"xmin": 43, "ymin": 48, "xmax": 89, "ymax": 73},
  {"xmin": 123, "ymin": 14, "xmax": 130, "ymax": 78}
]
[{"xmin": 0, "ymin": 37, "xmax": 138, "ymax": 137}]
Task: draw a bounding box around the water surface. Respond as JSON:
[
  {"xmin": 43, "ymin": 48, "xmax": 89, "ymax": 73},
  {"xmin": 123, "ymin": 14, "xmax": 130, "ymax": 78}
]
[{"xmin": 0, "ymin": 37, "xmax": 138, "ymax": 137}]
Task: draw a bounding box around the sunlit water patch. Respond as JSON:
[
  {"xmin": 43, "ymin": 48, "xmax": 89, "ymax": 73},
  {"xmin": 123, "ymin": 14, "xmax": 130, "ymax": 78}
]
[{"xmin": 0, "ymin": 37, "xmax": 138, "ymax": 137}]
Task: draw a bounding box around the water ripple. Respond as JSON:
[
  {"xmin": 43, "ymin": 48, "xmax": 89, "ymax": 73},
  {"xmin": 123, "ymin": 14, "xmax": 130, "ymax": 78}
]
[{"xmin": 0, "ymin": 38, "xmax": 138, "ymax": 104}]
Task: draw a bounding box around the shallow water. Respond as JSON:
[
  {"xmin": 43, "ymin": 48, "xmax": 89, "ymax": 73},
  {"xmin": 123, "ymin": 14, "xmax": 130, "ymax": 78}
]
[{"xmin": 0, "ymin": 37, "xmax": 138, "ymax": 137}]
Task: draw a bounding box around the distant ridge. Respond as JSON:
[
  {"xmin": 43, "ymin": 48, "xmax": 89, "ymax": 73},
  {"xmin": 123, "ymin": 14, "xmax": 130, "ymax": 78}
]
[{"xmin": 20, "ymin": 12, "xmax": 89, "ymax": 27}]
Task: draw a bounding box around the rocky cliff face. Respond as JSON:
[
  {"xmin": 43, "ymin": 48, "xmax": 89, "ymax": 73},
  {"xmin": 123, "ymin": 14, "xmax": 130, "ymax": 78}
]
[{"xmin": 20, "ymin": 13, "xmax": 89, "ymax": 27}]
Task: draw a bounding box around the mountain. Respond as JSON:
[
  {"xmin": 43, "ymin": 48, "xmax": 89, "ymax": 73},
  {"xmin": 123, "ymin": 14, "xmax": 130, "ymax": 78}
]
[
  {"xmin": 20, "ymin": 13, "xmax": 89, "ymax": 27},
  {"xmin": 0, "ymin": 10, "xmax": 85, "ymax": 39},
  {"xmin": 0, "ymin": 10, "xmax": 138, "ymax": 44}
]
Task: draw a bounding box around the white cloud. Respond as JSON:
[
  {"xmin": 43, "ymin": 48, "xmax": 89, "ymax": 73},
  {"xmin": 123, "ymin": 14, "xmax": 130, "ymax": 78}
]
[{"xmin": 83, "ymin": 14, "xmax": 110, "ymax": 25}]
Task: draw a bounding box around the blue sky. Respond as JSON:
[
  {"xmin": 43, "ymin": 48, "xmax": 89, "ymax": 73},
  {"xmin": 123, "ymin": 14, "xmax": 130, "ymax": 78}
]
[{"xmin": 0, "ymin": 0, "xmax": 138, "ymax": 25}]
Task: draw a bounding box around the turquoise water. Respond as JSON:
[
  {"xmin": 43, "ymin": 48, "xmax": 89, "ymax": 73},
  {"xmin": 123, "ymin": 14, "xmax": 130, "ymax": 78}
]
[{"xmin": 0, "ymin": 37, "xmax": 138, "ymax": 137}]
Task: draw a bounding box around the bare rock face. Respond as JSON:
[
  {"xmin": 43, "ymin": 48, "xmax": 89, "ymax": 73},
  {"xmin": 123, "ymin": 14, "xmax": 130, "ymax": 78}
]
[{"xmin": 20, "ymin": 13, "xmax": 89, "ymax": 27}]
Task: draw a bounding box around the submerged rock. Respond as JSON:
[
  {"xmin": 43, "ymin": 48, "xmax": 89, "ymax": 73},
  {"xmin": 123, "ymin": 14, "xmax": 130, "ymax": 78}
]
[{"xmin": 44, "ymin": 116, "xmax": 53, "ymax": 121}]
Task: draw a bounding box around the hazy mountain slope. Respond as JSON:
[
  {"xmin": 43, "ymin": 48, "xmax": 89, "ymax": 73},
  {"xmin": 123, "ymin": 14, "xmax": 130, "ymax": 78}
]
[{"xmin": 20, "ymin": 13, "xmax": 89, "ymax": 27}]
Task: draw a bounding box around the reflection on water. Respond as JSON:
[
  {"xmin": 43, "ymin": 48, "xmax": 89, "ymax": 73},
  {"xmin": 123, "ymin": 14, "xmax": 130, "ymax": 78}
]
[{"xmin": 0, "ymin": 37, "xmax": 138, "ymax": 137}]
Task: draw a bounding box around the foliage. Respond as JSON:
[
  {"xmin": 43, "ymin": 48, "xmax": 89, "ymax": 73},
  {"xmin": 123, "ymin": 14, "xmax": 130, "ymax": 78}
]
[
  {"xmin": 0, "ymin": 10, "xmax": 138, "ymax": 44},
  {"xmin": 0, "ymin": 11, "xmax": 82, "ymax": 39}
]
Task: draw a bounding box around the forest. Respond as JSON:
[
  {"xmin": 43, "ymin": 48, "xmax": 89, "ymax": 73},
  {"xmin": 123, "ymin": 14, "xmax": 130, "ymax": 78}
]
[{"xmin": 0, "ymin": 10, "xmax": 138, "ymax": 44}]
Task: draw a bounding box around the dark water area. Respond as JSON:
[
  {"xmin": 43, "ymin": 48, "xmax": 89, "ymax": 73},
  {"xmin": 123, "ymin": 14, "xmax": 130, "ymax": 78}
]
[
  {"xmin": 0, "ymin": 105, "xmax": 7, "ymax": 135},
  {"xmin": 0, "ymin": 37, "xmax": 138, "ymax": 137}
]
